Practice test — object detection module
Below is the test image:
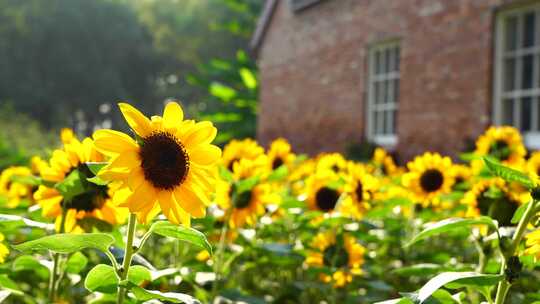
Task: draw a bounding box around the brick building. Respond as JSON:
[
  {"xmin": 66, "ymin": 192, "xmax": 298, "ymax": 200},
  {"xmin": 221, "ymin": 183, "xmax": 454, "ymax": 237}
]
[{"xmin": 251, "ymin": 0, "xmax": 540, "ymax": 162}]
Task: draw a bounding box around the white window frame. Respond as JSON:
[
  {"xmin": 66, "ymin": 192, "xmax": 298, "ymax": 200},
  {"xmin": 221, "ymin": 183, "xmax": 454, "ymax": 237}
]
[
  {"xmin": 366, "ymin": 41, "xmax": 400, "ymax": 147},
  {"xmin": 494, "ymin": 3, "xmax": 540, "ymax": 149}
]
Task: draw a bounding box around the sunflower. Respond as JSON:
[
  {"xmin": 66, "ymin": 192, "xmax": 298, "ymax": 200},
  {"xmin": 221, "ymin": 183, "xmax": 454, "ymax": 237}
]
[
  {"xmin": 266, "ymin": 138, "xmax": 295, "ymax": 171},
  {"xmin": 340, "ymin": 163, "xmax": 377, "ymax": 219},
  {"xmin": 289, "ymin": 159, "xmax": 316, "ymax": 195},
  {"xmin": 462, "ymin": 178, "xmax": 528, "ymax": 226},
  {"xmin": 305, "ymin": 170, "xmax": 343, "ymax": 213},
  {"xmin": 35, "ymin": 133, "xmax": 128, "ymax": 232},
  {"xmin": 451, "ymin": 164, "xmax": 473, "ymax": 191},
  {"xmin": 93, "ymin": 102, "xmax": 221, "ymax": 226},
  {"xmin": 0, "ymin": 233, "xmax": 9, "ymax": 263},
  {"xmin": 222, "ymin": 138, "xmax": 264, "ymax": 172},
  {"xmin": 30, "ymin": 156, "xmax": 48, "ymax": 175},
  {"xmin": 215, "ymin": 157, "xmax": 269, "ymax": 228},
  {"xmin": 474, "ymin": 126, "xmax": 526, "ymax": 169},
  {"xmin": 402, "ymin": 152, "xmax": 455, "ymax": 207},
  {"xmin": 61, "ymin": 128, "xmax": 76, "ymax": 144},
  {"xmin": 526, "ymin": 151, "xmax": 540, "ymax": 179},
  {"xmin": 316, "ymin": 153, "xmax": 347, "ymax": 173},
  {"xmin": 370, "ymin": 147, "xmax": 402, "ymax": 176},
  {"xmin": 524, "ymin": 229, "xmax": 540, "ymax": 262},
  {"xmin": 0, "ymin": 166, "xmax": 34, "ymax": 208},
  {"xmin": 305, "ymin": 231, "xmax": 365, "ymax": 287}
]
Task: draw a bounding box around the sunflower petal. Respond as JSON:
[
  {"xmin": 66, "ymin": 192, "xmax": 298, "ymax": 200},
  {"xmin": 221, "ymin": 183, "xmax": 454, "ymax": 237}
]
[
  {"xmin": 93, "ymin": 129, "xmax": 138, "ymax": 156},
  {"xmin": 189, "ymin": 144, "xmax": 221, "ymax": 166},
  {"xmin": 118, "ymin": 103, "xmax": 152, "ymax": 137},
  {"xmin": 163, "ymin": 102, "xmax": 184, "ymax": 130},
  {"xmin": 183, "ymin": 121, "xmax": 217, "ymax": 147}
]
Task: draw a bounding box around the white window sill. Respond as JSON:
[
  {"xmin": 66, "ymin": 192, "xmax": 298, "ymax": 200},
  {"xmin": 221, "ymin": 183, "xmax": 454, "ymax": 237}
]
[
  {"xmin": 372, "ymin": 135, "xmax": 397, "ymax": 148},
  {"xmin": 524, "ymin": 132, "xmax": 540, "ymax": 150}
]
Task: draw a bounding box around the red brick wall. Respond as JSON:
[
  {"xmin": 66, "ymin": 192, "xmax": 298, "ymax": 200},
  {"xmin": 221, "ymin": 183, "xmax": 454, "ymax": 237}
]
[{"xmin": 256, "ymin": 0, "xmax": 530, "ymax": 162}]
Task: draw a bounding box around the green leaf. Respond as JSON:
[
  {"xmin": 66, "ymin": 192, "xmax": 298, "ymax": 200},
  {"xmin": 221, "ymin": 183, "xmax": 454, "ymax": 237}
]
[
  {"xmin": 392, "ymin": 264, "xmax": 447, "ymax": 277},
  {"xmin": 374, "ymin": 299, "xmax": 414, "ymax": 304},
  {"xmin": 218, "ymin": 166, "xmax": 234, "ymax": 183},
  {"xmin": 127, "ymin": 265, "xmax": 151, "ymax": 286},
  {"xmin": 129, "ymin": 284, "xmax": 200, "ymax": 303},
  {"xmin": 149, "ymin": 221, "xmax": 212, "ymax": 254},
  {"xmin": 12, "ymin": 255, "xmax": 49, "ymax": 279},
  {"xmin": 483, "ymin": 157, "xmax": 535, "ymax": 189},
  {"xmin": 0, "ymin": 275, "xmax": 23, "ymax": 296},
  {"xmin": 86, "ymin": 162, "xmax": 108, "ymax": 175},
  {"xmin": 267, "ymin": 165, "xmax": 288, "ymax": 182},
  {"xmin": 66, "ymin": 252, "xmax": 88, "ymax": 274},
  {"xmin": 13, "ymin": 233, "xmax": 115, "ymax": 254},
  {"xmin": 235, "ymin": 176, "xmax": 260, "ymax": 193},
  {"xmin": 84, "ymin": 264, "xmax": 118, "ymax": 294},
  {"xmin": 406, "ymin": 217, "xmax": 498, "ymax": 247},
  {"xmin": 210, "ymin": 82, "xmax": 236, "ymax": 101},
  {"xmin": 239, "ymin": 68, "xmax": 257, "ymax": 89},
  {"xmin": 54, "ymin": 169, "xmax": 87, "ymax": 202},
  {"xmin": 87, "ymin": 176, "xmax": 109, "ymax": 186},
  {"xmin": 404, "ymin": 272, "xmax": 502, "ymax": 303},
  {"xmin": 511, "ymin": 202, "xmax": 530, "ymax": 224},
  {"xmin": 0, "ymin": 214, "xmax": 53, "ymax": 230},
  {"xmin": 9, "ymin": 174, "xmax": 41, "ymax": 186}
]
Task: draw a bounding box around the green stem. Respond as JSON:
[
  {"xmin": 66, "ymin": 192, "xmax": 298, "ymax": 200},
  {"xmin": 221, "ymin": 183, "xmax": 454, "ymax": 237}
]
[
  {"xmin": 210, "ymin": 210, "xmax": 232, "ymax": 301},
  {"xmin": 494, "ymin": 199, "xmax": 537, "ymax": 304},
  {"xmin": 472, "ymin": 235, "xmax": 487, "ymax": 273},
  {"xmin": 48, "ymin": 208, "xmax": 67, "ymax": 303},
  {"xmin": 117, "ymin": 213, "xmax": 137, "ymax": 304}
]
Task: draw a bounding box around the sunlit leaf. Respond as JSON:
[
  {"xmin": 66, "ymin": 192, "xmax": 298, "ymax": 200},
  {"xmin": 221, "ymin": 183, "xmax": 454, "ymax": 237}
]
[
  {"xmin": 149, "ymin": 221, "xmax": 212, "ymax": 254},
  {"xmin": 13, "ymin": 233, "xmax": 115, "ymax": 254},
  {"xmin": 483, "ymin": 157, "xmax": 535, "ymax": 189}
]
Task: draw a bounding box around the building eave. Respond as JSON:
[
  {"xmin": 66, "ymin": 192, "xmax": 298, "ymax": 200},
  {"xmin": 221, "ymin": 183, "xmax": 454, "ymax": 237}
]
[{"xmin": 249, "ymin": 0, "xmax": 278, "ymax": 58}]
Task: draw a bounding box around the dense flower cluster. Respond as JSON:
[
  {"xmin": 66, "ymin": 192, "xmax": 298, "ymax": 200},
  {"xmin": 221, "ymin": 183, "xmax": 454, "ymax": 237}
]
[{"xmin": 2, "ymin": 120, "xmax": 540, "ymax": 302}]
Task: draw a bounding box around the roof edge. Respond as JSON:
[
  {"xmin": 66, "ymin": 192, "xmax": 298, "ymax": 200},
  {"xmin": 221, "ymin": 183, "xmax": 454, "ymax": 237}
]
[{"xmin": 249, "ymin": 0, "xmax": 278, "ymax": 58}]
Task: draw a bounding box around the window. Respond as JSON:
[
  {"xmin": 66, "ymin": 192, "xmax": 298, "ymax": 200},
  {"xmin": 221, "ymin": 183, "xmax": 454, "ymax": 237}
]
[
  {"xmin": 367, "ymin": 42, "xmax": 400, "ymax": 147},
  {"xmin": 494, "ymin": 4, "xmax": 540, "ymax": 147}
]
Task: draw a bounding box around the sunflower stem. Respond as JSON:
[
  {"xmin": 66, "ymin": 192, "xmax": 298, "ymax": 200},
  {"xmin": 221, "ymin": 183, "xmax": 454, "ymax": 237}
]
[
  {"xmin": 494, "ymin": 198, "xmax": 537, "ymax": 304},
  {"xmin": 211, "ymin": 210, "xmax": 232, "ymax": 301},
  {"xmin": 48, "ymin": 208, "xmax": 67, "ymax": 303},
  {"xmin": 117, "ymin": 213, "xmax": 137, "ymax": 304}
]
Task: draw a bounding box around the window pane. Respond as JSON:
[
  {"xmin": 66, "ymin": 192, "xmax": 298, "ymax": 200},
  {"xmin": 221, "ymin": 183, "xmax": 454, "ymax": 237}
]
[
  {"xmin": 502, "ymin": 99, "xmax": 514, "ymax": 125},
  {"xmin": 522, "ymin": 97, "xmax": 532, "ymax": 131},
  {"xmin": 523, "ymin": 54, "xmax": 534, "ymax": 89},
  {"xmin": 394, "ymin": 47, "xmax": 400, "ymax": 72},
  {"xmin": 386, "ymin": 79, "xmax": 394, "ymax": 103},
  {"xmin": 524, "ymin": 12, "xmax": 536, "ymax": 48},
  {"xmin": 385, "ymin": 110, "xmax": 393, "ymax": 135},
  {"xmin": 392, "ymin": 109, "xmax": 397, "ymax": 134},
  {"xmin": 379, "ymin": 81, "xmax": 387, "ymax": 104},
  {"xmin": 505, "ymin": 16, "xmax": 518, "ymax": 51},
  {"xmin": 504, "ymin": 57, "xmax": 516, "ymax": 91},
  {"xmin": 375, "ymin": 52, "xmax": 382, "ymax": 75},
  {"xmin": 385, "ymin": 48, "xmax": 391, "ymax": 73},
  {"xmin": 376, "ymin": 111, "xmax": 384, "ymax": 135},
  {"xmin": 394, "ymin": 79, "xmax": 400, "ymax": 103}
]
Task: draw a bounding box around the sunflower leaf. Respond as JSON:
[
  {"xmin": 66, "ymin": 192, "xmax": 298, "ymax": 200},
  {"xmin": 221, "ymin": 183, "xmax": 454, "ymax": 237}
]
[
  {"xmin": 149, "ymin": 221, "xmax": 212, "ymax": 254},
  {"xmin": 405, "ymin": 217, "xmax": 498, "ymax": 247},
  {"xmin": 127, "ymin": 283, "xmax": 201, "ymax": 304},
  {"xmin": 54, "ymin": 169, "xmax": 87, "ymax": 202},
  {"xmin": 13, "ymin": 233, "xmax": 115, "ymax": 254},
  {"xmin": 86, "ymin": 162, "xmax": 109, "ymax": 175},
  {"xmin": 483, "ymin": 157, "xmax": 535, "ymax": 189},
  {"xmin": 84, "ymin": 264, "xmax": 118, "ymax": 293},
  {"xmin": 9, "ymin": 174, "xmax": 41, "ymax": 186}
]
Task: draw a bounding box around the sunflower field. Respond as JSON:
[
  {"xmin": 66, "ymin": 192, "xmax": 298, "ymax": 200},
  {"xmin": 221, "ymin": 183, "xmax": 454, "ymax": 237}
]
[{"xmin": 1, "ymin": 102, "xmax": 540, "ymax": 304}]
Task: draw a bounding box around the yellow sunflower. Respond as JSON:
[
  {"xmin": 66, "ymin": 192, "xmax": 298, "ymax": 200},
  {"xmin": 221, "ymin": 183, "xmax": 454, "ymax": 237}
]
[
  {"xmin": 35, "ymin": 133, "xmax": 128, "ymax": 232},
  {"xmin": 402, "ymin": 152, "xmax": 455, "ymax": 207},
  {"xmin": 289, "ymin": 159, "xmax": 316, "ymax": 195},
  {"xmin": 524, "ymin": 229, "xmax": 540, "ymax": 262},
  {"xmin": 222, "ymin": 138, "xmax": 264, "ymax": 172},
  {"xmin": 461, "ymin": 178, "xmax": 529, "ymax": 226},
  {"xmin": 526, "ymin": 151, "xmax": 540, "ymax": 179},
  {"xmin": 0, "ymin": 233, "xmax": 9, "ymax": 263},
  {"xmin": 215, "ymin": 157, "xmax": 269, "ymax": 228},
  {"xmin": 305, "ymin": 231, "xmax": 365, "ymax": 287},
  {"xmin": 451, "ymin": 164, "xmax": 473, "ymax": 190},
  {"xmin": 30, "ymin": 156, "xmax": 48, "ymax": 175},
  {"xmin": 473, "ymin": 126, "xmax": 526, "ymax": 169},
  {"xmin": 340, "ymin": 162, "xmax": 377, "ymax": 219},
  {"xmin": 0, "ymin": 166, "xmax": 34, "ymax": 208},
  {"xmin": 305, "ymin": 170, "xmax": 343, "ymax": 213},
  {"xmin": 370, "ymin": 147, "xmax": 402, "ymax": 176},
  {"xmin": 316, "ymin": 153, "xmax": 347, "ymax": 173},
  {"xmin": 93, "ymin": 102, "xmax": 221, "ymax": 226},
  {"xmin": 266, "ymin": 138, "xmax": 296, "ymax": 171}
]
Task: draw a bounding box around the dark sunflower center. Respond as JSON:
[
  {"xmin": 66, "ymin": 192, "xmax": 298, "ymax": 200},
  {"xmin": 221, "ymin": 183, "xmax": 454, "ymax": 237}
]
[
  {"xmin": 227, "ymin": 158, "xmax": 239, "ymax": 171},
  {"xmin": 139, "ymin": 132, "xmax": 189, "ymax": 190},
  {"xmin": 323, "ymin": 245, "xmax": 349, "ymax": 268},
  {"xmin": 355, "ymin": 182, "xmax": 364, "ymax": 201},
  {"xmin": 63, "ymin": 165, "xmax": 108, "ymax": 212},
  {"xmin": 331, "ymin": 165, "xmax": 340, "ymax": 172},
  {"xmin": 272, "ymin": 157, "xmax": 284, "ymax": 170},
  {"xmin": 419, "ymin": 169, "xmax": 444, "ymax": 192},
  {"xmin": 488, "ymin": 140, "xmax": 511, "ymax": 161},
  {"xmin": 229, "ymin": 184, "xmax": 252, "ymax": 209},
  {"xmin": 315, "ymin": 187, "xmax": 340, "ymax": 212}
]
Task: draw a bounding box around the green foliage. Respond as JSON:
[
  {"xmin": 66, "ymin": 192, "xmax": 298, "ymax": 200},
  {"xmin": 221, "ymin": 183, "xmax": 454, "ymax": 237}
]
[
  {"xmin": 13, "ymin": 233, "xmax": 115, "ymax": 254},
  {"xmin": 149, "ymin": 221, "xmax": 212, "ymax": 254},
  {"xmin": 483, "ymin": 157, "xmax": 535, "ymax": 189}
]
